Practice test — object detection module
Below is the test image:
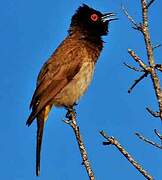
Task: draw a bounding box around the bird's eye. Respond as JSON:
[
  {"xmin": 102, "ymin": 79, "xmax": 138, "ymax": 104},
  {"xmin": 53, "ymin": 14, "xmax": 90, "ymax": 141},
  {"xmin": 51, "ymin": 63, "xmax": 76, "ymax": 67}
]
[{"xmin": 90, "ymin": 14, "xmax": 99, "ymax": 22}]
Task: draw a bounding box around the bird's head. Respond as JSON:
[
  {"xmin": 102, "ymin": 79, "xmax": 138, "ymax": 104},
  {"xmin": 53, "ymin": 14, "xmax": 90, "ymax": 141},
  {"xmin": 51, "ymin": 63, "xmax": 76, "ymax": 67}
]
[{"xmin": 69, "ymin": 4, "xmax": 117, "ymax": 37}]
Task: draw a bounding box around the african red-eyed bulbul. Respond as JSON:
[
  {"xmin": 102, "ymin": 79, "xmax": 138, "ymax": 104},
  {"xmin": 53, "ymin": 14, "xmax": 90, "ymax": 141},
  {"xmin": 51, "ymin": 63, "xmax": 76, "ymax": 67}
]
[{"xmin": 26, "ymin": 4, "xmax": 117, "ymax": 176}]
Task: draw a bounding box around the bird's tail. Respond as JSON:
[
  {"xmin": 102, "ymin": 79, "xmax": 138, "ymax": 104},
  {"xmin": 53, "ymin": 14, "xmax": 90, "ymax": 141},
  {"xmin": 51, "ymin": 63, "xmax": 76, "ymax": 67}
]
[
  {"xmin": 36, "ymin": 113, "xmax": 44, "ymax": 176},
  {"xmin": 36, "ymin": 105, "xmax": 51, "ymax": 176}
]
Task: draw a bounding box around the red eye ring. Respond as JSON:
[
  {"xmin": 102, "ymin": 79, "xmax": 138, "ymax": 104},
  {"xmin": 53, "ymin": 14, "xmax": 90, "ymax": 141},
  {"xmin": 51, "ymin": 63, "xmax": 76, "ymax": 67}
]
[{"xmin": 90, "ymin": 14, "xmax": 99, "ymax": 21}]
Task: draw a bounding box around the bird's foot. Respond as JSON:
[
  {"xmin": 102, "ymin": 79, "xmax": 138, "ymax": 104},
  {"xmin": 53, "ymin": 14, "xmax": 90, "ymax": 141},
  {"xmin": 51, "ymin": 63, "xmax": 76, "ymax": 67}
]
[
  {"xmin": 73, "ymin": 102, "xmax": 78, "ymax": 106},
  {"xmin": 66, "ymin": 107, "xmax": 76, "ymax": 119}
]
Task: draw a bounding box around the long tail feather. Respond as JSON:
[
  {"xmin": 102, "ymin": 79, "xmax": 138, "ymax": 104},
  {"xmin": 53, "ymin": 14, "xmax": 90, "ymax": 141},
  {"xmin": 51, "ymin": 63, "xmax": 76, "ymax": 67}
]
[
  {"xmin": 36, "ymin": 105, "xmax": 51, "ymax": 176},
  {"xmin": 27, "ymin": 104, "xmax": 51, "ymax": 176},
  {"xmin": 36, "ymin": 114, "xmax": 45, "ymax": 176}
]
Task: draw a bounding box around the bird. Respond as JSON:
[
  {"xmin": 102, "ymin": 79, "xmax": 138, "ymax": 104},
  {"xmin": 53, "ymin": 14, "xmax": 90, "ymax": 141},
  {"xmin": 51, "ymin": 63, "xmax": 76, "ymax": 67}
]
[{"xmin": 26, "ymin": 4, "xmax": 117, "ymax": 176}]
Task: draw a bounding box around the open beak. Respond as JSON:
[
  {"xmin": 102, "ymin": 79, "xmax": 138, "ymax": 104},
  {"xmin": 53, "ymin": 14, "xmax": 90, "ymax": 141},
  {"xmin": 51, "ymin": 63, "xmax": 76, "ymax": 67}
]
[{"xmin": 101, "ymin": 13, "xmax": 118, "ymax": 23}]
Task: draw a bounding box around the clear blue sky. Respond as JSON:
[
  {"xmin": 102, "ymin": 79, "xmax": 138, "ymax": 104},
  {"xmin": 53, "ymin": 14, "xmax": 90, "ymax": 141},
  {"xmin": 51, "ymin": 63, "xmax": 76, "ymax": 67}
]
[{"xmin": 0, "ymin": 0, "xmax": 162, "ymax": 179}]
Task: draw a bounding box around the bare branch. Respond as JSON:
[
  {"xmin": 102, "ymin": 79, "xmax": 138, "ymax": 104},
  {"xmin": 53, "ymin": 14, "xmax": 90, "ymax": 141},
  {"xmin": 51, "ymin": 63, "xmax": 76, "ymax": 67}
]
[
  {"xmin": 146, "ymin": 0, "xmax": 156, "ymax": 9},
  {"xmin": 124, "ymin": 1, "xmax": 162, "ymax": 119},
  {"xmin": 123, "ymin": 0, "xmax": 162, "ymax": 119},
  {"xmin": 65, "ymin": 108, "xmax": 95, "ymax": 180},
  {"xmin": 146, "ymin": 107, "xmax": 160, "ymax": 117},
  {"xmin": 154, "ymin": 129, "xmax": 162, "ymax": 140},
  {"xmin": 135, "ymin": 132, "xmax": 162, "ymax": 149},
  {"xmin": 128, "ymin": 49, "xmax": 148, "ymax": 70},
  {"xmin": 100, "ymin": 131, "xmax": 153, "ymax": 180},
  {"xmin": 153, "ymin": 44, "xmax": 161, "ymax": 50},
  {"xmin": 155, "ymin": 64, "xmax": 162, "ymax": 72},
  {"xmin": 141, "ymin": 0, "xmax": 162, "ymax": 119},
  {"xmin": 128, "ymin": 72, "xmax": 148, "ymax": 93},
  {"xmin": 124, "ymin": 62, "xmax": 144, "ymax": 72},
  {"xmin": 122, "ymin": 5, "xmax": 142, "ymax": 31}
]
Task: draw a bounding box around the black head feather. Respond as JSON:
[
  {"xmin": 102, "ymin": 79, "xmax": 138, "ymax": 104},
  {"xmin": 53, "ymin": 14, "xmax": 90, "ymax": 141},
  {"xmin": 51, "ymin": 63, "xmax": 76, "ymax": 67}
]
[{"xmin": 69, "ymin": 4, "xmax": 111, "ymax": 37}]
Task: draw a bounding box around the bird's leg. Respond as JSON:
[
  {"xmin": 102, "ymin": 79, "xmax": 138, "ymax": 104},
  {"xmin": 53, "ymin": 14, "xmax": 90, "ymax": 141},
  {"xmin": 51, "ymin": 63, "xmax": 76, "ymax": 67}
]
[
  {"xmin": 73, "ymin": 102, "xmax": 78, "ymax": 106},
  {"xmin": 66, "ymin": 106, "xmax": 76, "ymax": 121}
]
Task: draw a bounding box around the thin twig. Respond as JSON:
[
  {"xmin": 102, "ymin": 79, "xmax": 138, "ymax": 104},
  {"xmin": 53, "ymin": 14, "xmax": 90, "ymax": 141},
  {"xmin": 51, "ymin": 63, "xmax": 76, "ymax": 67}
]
[
  {"xmin": 154, "ymin": 129, "xmax": 162, "ymax": 140},
  {"xmin": 146, "ymin": 107, "xmax": 160, "ymax": 117},
  {"xmin": 153, "ymin": 44, "xmax": 161, "ymax": 50},
  {"xmin": 135, "ymin": 132, "xmax": 162, "ymax": 149},
  {"xmin": 100, "ymin": 131, "xmax": 153, "ymax": 180},
  {"xmin": 128, "ymin": 72, "xmax": 148, "ymax": 93},
  {"xmin": 64, "ymin": 108, "xmax": 95, "ymax": 180},
  {"xmin": 121, "ymin": 5, "xmax": 141, "ymax": 30},
  {"xmin": 155, "ymin": 64, "xmax": 162, "ymax": 72},
  {"xmin": 146, "ymin": 0, "xmax": 156, "ymax": 8},
  {"xmin": 128, "ymin": 49, "xmax": 148, "ymax": 70},
  {"xmin": 124, "ymin": 62, "xmax": 144, "ymax": 72}
]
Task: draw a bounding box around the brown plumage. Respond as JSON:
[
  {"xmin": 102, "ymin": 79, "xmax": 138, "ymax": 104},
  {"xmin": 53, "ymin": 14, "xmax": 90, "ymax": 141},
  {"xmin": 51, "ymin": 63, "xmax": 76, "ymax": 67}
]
[{"xmin": 26, "ymin": 4, "xmax": 116, "ymax": 176}]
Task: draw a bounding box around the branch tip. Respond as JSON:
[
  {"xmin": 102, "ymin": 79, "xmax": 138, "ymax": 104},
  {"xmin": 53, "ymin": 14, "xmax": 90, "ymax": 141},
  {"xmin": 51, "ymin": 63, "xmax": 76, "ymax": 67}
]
[
  {"xmin": 154, "ymin": 129, "xmax": 162, "ymax": 140},
  {"xmin": 122, "ymin": 5, "xmax": 141, "ymax": 31},
  {"xmin": 127, "ymin": 49, "xmax": 147, "ymax": 70},
  {"xmin": 128, "ymin": 72, "xmax": 148, "ymax": 93},
  {"xmin": 135, "ymin": 131, "xmax": 162, "ymax": 149},
  {"xmin": 153, "ymin": 44, "xmax": 161, "ymax": 50},
  {"xmin": 147, "ymin": 0, "xmax": 156, "ymax": 9},
  {"xmin": 155, "ymin": 64, "xmax": 162, "ymax": 72},
  {"xmin": 124, "ymin": 62, "xmax": 144, "ymax": 72},
  {"xmin": 146, "ymin": 107, "xmax": 160, "ymax": 117}
]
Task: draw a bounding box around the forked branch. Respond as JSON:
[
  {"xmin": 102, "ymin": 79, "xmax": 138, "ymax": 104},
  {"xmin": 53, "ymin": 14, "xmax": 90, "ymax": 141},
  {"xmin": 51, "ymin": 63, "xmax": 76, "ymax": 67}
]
[
  {"xmin": 123, "ymin": 0, "xmax": 162, "ymax": 119},
  {"xmin": 100, "ymin": 131, "xmax": 153, "ymax": 180}
]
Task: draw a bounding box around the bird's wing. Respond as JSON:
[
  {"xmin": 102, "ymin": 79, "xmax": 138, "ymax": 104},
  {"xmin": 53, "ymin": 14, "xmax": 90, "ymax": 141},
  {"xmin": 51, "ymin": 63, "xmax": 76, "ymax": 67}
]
[
  {"xmin": 26, "ymin": 42, "xmax": 83, "ymax": 126},
  {"xmin": 30, "ymin": 37, "xmax": 83, "ymax": 109}
]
